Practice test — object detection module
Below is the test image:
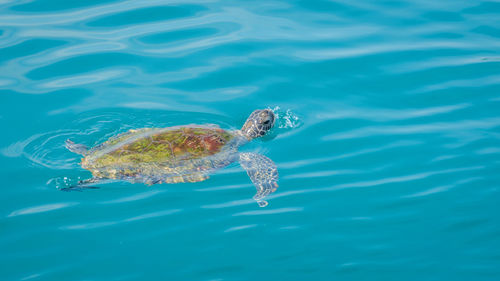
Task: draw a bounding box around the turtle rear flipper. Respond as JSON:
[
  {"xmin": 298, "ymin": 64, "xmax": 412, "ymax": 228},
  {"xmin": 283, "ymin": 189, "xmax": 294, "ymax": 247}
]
[
  {"xmin": 239, "ymin": 152, "xmax": 279, "ymax": 207},
  {"xmin": 60, "ymin": 177, "xmax": 102, "ymax": 192},
  {"xmin": 65, "ymin": 139, "xmax": 88, "ymax": 155}
]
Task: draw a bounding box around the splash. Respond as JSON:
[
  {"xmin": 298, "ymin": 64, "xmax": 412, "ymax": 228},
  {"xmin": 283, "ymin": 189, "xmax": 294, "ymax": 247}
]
[
  {"xmin": 47, "ymin": 176, "xmax": 83, "ymax": 190},
  {"xmin": 270, "ymin": 106, "xmax": 301, "ymax": 129}
]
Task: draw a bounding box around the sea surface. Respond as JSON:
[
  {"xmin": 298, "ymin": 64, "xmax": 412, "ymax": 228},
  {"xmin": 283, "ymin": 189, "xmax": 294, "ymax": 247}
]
[{"xmin": 1, "ymin": 0, "xmax": 500, "ymax": 280}]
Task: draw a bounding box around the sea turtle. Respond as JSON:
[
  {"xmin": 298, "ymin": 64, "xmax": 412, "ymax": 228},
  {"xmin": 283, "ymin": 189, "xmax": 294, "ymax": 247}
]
[{"xmin": 64, "ymin": 109, "xmax": 278, "ymax": 207}]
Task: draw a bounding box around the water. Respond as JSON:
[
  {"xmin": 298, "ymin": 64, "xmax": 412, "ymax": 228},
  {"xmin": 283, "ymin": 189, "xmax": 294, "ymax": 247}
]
[{"xmin": 1, "ymin": 0, "xmax": 500, "ymax": 280}]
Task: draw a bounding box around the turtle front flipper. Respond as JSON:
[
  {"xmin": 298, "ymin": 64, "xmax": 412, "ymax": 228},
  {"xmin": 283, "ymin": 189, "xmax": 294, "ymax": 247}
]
[
  {"xmin": 239, "ymin": 152, "xmax": 279, "ymax": 207},
  {"xmin": 65, "ymin": 139, "xmax": 88, "ymax": 155}
]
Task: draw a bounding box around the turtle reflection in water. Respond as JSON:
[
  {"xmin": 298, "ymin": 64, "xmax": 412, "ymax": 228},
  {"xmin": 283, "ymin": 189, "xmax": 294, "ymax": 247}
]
[{"xmin": 65, "ymin": 109, "xmax": 279, "ymax": 207}]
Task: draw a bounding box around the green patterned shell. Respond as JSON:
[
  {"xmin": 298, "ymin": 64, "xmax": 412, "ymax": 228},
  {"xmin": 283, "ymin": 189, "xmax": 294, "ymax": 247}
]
[{"xmin": 80, "ymin": 126, "xmax": 235, "ymax": 182}]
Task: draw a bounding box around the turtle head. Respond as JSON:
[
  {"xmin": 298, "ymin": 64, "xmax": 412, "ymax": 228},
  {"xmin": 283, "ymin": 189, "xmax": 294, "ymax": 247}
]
[{"xmin": 241, "ymin": 109, "xmax": 275, "ymax": 139}]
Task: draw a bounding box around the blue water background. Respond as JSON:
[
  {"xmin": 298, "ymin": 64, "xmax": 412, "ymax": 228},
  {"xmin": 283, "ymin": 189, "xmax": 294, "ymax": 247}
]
[{"xmin": 1, "ymin": 0, "xmax": 500, "ymax": 280}]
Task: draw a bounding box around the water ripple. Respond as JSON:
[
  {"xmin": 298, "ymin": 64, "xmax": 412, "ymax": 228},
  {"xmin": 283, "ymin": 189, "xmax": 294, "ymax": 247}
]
[
  {"xmin": 61, "ymin": 208, "xmax": 181, "ymax": 230},
  {"xmin": 316, "ymin": 103, "xmax": 469, "ymax": 122},
  {"xmin": 8, "ymin": 202, "xmax": 78, "ymax": 217},
  {"xmin": 1, "ymin": 0, "xmax": 499, "ymax": 279},
  {"xmin": 100, "ymin": 189, "xmax": 165, "ymax": 204},
  {"xmin": 224, "ymin": 224, "xmax": 258, "ymax": 232},
  {"xmin": 325, "ymin": 166, "xmax": 484, "ymax": 190},
  {"xmin": 411, "ymin": 74, "xmax": 500, "ymax": 94},
  {"xmin": 323, "ymin": 118, "xmax": 500, "ymax": 141},
  {"xmin": 40, "ymin": 69, "xmax": 129, "ymax": 88},
  {"xmin": 233, "ymin": 207, "xmax": 303, "ymax": 216}
]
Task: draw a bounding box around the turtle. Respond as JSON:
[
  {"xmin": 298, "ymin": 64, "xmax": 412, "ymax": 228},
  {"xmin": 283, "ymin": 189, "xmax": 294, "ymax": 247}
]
[{"xmin": 64, "ymin": 109, "xmax": 279, "ymax": 207}]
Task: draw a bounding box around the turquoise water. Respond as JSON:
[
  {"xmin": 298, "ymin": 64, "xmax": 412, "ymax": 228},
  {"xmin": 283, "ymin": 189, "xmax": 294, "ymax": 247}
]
[{"xmin": 1, "ymin": 0, "xmax": 500, "ymax": 280}]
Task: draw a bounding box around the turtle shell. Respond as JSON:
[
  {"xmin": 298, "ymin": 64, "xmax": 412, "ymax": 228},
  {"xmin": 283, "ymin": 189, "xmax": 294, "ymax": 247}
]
[{"xmin": 81, "ymin": 126, "xmax": 235, "ymax": 180}]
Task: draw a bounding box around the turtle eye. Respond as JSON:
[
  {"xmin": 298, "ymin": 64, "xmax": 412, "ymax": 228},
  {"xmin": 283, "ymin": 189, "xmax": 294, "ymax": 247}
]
[{"xmin": 263, "ymin": 120, "xmax": 271, "ymax": 125}]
